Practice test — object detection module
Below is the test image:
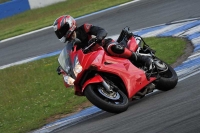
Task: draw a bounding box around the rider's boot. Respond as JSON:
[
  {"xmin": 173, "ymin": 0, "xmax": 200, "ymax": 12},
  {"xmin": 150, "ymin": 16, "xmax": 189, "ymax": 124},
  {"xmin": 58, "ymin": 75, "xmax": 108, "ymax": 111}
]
[
  {"xmin": 130, "ymin": 53, "xmax": 153, "ymax": 80},
  {"xmin": 130, "ymin": 53, "xmax": 153, "ymax": 71},
  {"xmin": 137, "ymin": 54, "xmax": 153, "ymax": 70}
]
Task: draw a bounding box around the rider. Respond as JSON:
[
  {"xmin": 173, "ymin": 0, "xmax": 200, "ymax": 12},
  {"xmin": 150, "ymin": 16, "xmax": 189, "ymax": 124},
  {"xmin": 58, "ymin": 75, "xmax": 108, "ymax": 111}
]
[{"xmin": 53, "ymin": 15, "xmax": 152, "ymax": 70}]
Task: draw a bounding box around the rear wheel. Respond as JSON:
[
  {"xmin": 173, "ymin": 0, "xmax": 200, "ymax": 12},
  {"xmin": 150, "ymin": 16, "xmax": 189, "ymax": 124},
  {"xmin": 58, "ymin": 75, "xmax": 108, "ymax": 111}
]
[
  {"xmin": 155, "ymin": 59, "xmax": 178, "ymax": 91},
  {"xmin": 84, "ymin": 84, "xmax": 129, "ymax": 113}
]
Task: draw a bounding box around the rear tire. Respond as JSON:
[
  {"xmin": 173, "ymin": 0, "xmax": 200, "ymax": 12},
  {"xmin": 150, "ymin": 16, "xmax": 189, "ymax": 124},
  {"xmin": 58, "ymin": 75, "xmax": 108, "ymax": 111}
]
[
  {"xmin": 84, "ymin": 84, "xmax": 129, "ymax": 113},
  {"xmin": 156, "ymin": 62, "xmax": 178, "ymax": 91}
]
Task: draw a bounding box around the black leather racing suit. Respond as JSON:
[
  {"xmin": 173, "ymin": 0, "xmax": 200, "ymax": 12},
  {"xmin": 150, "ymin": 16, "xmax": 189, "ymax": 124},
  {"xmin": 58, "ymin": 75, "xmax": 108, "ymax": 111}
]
[{"xmin": 75, "ymin": 23, "xmax": 134, "ymax": 59}]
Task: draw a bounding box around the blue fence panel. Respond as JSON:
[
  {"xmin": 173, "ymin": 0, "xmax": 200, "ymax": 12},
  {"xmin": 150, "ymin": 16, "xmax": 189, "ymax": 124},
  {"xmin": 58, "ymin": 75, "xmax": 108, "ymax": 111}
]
[{"xmin": 0, "ymin": 0, "xmax": 30, "ymax": 20}]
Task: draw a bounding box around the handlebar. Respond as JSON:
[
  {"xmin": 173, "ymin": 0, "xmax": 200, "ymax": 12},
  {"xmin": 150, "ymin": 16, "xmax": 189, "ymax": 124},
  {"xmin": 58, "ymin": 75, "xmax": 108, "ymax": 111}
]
[{"xmin": 83, "ymin": 41, "xmax": 96, "ymax": 53}]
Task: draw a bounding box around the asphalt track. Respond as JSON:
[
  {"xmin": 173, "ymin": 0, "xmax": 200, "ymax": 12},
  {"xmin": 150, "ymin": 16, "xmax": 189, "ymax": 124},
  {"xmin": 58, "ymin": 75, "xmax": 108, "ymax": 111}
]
[{"xmin": 1, "ymin": 0, "xmax": 200, "ymax": 133}]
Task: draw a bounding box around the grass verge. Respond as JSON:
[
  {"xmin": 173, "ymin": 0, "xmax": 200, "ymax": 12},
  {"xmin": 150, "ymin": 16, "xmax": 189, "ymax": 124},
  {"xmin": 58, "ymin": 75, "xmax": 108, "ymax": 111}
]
[
  {"xmin": 0, "ymin": 37, "xmax": 187, "ymax": 133},
  {"xmin": 144, "ymin": 37, "xmax": 187, "ymax": 64},
  {"xmin": 0, "ymin": 0, "xmax": 10, "ymax": 4}
]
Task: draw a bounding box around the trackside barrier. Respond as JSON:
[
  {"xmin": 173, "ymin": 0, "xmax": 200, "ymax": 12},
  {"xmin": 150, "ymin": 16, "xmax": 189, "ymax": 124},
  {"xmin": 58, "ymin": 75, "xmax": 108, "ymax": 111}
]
[
  {"xmin": 0, "ymin": 0, "xmax": 30, "ymax": 20},
  {"xmin": 0, "ymin": 0, "xmax": 66, "ymax": 20}
]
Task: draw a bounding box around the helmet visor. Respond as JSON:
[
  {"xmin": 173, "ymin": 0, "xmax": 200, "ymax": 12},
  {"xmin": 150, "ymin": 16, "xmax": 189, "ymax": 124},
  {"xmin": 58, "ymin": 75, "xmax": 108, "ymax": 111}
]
[{"xmin": 55, "ymin": 23, "xmax": 70, "ymax": 39}]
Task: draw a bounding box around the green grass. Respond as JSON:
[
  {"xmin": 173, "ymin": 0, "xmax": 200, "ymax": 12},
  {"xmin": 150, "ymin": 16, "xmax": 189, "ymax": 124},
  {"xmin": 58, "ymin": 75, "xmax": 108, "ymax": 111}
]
[
  {"xmin": 144, "ymin": 37, "xmax": 187, "ymax": 64},
  {"xmin": 0, "ymin": 37, "xmax": 187, "ymax": 133},
  {"xmin": 0, "ymin": 0, "xmax": 10, "ymax": 4},
  {"xmin": 0, "ymin": 56, "xmax": 90, "ymax": 133},
  {"xmin": 0, "ymin": 0, "xmax": 132, "ymax": 40}
]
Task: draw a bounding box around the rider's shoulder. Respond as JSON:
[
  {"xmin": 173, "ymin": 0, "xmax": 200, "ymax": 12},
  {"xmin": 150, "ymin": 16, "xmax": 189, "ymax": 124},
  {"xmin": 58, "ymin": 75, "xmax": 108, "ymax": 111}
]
[{"xmin": 81, "ymin": 23, "xmax": 93, "ymax": 33}]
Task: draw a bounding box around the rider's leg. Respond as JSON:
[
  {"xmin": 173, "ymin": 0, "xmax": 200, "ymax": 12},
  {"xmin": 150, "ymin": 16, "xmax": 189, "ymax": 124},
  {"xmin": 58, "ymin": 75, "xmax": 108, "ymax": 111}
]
[
  {"xmin": 104, "ymin": 39, "xmax": 153, "ymax": 70},
  {"xmin": 106, "ymin": 43, "xmax": 132, "ymax": 58}
]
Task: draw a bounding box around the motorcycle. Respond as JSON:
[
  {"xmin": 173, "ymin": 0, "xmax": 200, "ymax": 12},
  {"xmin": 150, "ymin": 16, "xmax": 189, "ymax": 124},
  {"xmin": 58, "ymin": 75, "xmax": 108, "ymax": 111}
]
[{"xmin": 57, "ymin": 27, "xmax": 178, "ymax": 113}]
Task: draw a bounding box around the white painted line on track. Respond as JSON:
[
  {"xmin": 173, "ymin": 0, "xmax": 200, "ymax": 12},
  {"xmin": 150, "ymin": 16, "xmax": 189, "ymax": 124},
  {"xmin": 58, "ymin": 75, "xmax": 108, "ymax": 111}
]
[
  {"xmin": 0, "ymin": 26, "xmax": 52, "ymax": 43},
  {"xmin": 141, "ymin": 22, "xmax": 191, "ymax": 37},
  {"xmin": 191, "ymin": 36, "xmax": 200, "ymax": 45},
  {"xmin": 189, "ymin": 52, "xmax": 200, "ymax": 59},
  {"xmin": 175, "ymin": 25, "xmax": 200, "ymax": 36},
  {"xmin": 178, "ymin": 67, "xmax": 200, "ymax": 82}
]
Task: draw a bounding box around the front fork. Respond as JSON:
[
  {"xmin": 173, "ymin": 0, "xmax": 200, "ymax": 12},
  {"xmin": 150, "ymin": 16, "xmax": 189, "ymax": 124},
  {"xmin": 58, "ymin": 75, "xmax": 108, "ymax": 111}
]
[{"xmin": 102, "ymin": 80, "xmax": 114, "ymax": 92}]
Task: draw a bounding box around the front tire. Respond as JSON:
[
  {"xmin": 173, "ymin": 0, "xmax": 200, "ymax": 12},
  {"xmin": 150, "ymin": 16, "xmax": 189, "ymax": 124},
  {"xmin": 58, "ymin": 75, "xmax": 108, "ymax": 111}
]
[{"xmin": 84, "ymin": 84, "xmax": 129, "ymax": 113}]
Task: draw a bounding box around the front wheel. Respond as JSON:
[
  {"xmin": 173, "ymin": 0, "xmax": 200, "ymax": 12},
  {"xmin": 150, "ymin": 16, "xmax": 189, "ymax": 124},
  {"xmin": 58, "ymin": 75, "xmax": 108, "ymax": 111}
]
[
  {"xmin": 155, "ymin": 59, "xmax": 178, "ymax": 91},
  {"xmin": 84, "ymin": 84, "xmax": 129, "ymax": 113}
]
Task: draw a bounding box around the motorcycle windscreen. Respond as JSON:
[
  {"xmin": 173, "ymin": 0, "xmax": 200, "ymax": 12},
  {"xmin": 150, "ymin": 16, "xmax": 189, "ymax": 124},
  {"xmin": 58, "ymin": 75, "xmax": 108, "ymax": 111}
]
[{"xmin": 58, "ymin": 42, "xmax": 74, "ymax": 74}]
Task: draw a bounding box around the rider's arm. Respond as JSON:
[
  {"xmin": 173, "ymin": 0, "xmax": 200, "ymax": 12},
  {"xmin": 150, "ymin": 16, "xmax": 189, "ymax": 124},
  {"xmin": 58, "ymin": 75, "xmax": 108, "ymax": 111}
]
[{"xmin": 83, "ymin": 23, "xmax": 107, "ymax": 41}]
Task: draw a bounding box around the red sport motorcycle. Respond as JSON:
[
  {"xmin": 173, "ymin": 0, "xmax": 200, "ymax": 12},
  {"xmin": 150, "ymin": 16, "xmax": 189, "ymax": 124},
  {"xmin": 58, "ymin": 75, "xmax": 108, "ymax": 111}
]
[{"xmin": 57, "ymin": 27, "xmax": 178, "ymax": 113}]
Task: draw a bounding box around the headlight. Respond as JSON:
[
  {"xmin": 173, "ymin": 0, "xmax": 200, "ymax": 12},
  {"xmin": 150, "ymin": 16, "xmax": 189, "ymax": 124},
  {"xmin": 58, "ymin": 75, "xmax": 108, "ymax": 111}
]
[
  {"xmin": 73, "ymin": 56, "xmax": 83, "ymax": 77},
  {"xmin": 63, "ymin": 75, "xmax": 75, "ymax": 86}
]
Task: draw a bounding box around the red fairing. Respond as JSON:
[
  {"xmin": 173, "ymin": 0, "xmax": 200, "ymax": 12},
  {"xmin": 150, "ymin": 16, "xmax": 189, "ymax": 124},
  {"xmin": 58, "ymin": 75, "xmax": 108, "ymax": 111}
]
[
  {"xmin": 72, "ymin": 48, "xmax": 105, "ymax": 95},
  {"xmin": 82, "ymin": 74, "xmax": 104, "ymax": 90},
  {"xmin": 81, "ymin": 52, "xmax": 156, "ymax": 98}
]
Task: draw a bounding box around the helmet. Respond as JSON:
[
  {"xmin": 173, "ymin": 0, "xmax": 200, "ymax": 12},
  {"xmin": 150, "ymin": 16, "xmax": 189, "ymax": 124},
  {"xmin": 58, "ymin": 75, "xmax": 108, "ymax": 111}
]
[{"xmin": 53, "ymin": 15, "xmax": 77, "ymax": 43}]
